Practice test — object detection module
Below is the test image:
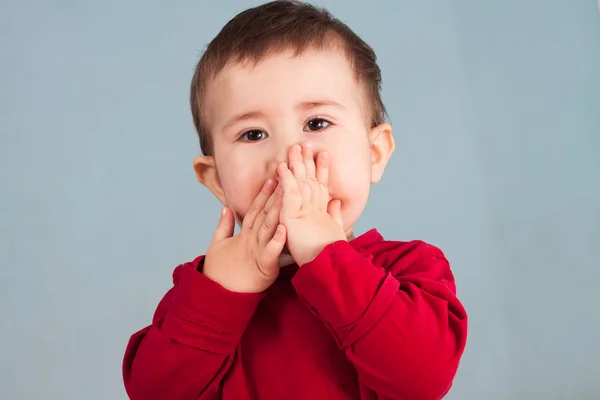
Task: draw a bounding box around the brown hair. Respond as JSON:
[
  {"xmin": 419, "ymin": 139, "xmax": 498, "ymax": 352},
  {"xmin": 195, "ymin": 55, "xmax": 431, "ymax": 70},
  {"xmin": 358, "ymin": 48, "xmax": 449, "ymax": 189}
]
[{"xmin": 190, "ymin": 0, "xmax": 387, "ymax": 156}]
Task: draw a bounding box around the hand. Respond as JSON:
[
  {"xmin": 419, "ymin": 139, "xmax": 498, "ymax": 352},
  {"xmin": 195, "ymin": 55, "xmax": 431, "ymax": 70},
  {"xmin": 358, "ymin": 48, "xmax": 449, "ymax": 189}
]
[
  {"xmin": 277, "ymin": 143, "xmax": 346, "ymax": 266},
  {"xmin": 203, "ymin": 178, "xmax": 287, "ymax": 293}
]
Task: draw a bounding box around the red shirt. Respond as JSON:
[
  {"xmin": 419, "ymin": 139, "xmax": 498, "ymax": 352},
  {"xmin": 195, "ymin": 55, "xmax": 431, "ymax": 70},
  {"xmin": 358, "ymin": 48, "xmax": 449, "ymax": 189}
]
[{"xmin": 123, "ymin": 229, "xmax": 468, "ymax": 400}]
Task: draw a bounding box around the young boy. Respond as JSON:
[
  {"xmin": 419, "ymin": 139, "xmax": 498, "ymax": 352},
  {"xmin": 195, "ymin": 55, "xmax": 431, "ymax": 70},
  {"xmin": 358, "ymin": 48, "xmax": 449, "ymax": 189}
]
[{"xmin": 122, "ymin": 1, "xmax": 468, "ymax": 399}]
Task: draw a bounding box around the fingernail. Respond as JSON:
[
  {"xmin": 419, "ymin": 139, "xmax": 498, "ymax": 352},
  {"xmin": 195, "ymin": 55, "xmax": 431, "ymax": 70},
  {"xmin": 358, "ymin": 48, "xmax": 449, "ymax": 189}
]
[
  {"xmin": 266, "ymin": 178, "xmax": 274, "ymax": 186},
  {"xmin": 321, "ymin": 152, "xmax": 329, "ymax": 159},
  {"xmin": 221, "ymin": 208, "xmax": 227, "ymax": 217}
]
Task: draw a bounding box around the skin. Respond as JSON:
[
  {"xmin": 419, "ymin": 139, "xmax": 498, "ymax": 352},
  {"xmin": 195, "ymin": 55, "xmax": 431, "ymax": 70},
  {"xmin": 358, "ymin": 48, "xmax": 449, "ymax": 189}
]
[{"xmin": 193, "ymin": 47, "xmax": 395, "ymax": 293}]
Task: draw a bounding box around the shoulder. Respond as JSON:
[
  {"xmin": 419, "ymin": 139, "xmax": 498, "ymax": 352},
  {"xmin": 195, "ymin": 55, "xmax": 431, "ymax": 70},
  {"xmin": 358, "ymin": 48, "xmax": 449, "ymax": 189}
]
[
  {"xmin": 353, "ymin": 229, "xmax": 454, "ymax": 282},
  {"xmin": 353, "ymin": 229, "xmax": 446, "ymax": 263}
]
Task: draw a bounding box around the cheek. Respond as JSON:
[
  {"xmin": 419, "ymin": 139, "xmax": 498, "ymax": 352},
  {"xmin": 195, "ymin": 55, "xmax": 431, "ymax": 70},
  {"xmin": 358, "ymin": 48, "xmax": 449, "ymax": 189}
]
[
  {"xmin": 331, "ymin": 173, "xmax": 370, "ymax": 231},
  {"xmin": 217, "ymin": 163, "xmax": 264, "ymax": 219},
  {"xmin": 326, "ymin": 139, "xmax": 371, "ymax": 193},
  {"xmin": 327, "ymin": 148, "xmax": 372, "ymax": 227},
  {"xmin": 323, "ymin": 130, "xmax": 372, "ymax": 221}
]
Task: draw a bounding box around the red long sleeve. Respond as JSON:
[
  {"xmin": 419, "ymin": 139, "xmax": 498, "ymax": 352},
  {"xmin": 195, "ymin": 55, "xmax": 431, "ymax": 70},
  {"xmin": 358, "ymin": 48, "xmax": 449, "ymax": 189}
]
[
  {"xmin": 122, "ymin": 259, "xmax": 265, "ymax": 399},
  {"xmin": 123, "ymin": 229, "xmax": 467, "ymax": 400},
  {"xmin": 292, "ymin": 238, "xmax": 468, "ymax": 400}
]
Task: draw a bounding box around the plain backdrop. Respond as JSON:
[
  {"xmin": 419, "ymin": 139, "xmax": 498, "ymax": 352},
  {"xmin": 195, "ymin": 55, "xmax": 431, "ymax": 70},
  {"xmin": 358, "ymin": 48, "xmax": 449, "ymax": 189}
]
[{"xmin": 2, "ymin": 1, "xmax": 599, "ymax": 399}]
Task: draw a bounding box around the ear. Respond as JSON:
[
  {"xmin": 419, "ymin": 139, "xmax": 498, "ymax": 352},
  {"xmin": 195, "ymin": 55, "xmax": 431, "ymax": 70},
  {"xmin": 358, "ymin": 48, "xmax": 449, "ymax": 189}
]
[
  {"xmin": 193, "ymin": 156, "xmax": 227, "ymax": 205},
  {"xmin": 368, "ymin": 123, "xmax": 395, "ymax": 183}
]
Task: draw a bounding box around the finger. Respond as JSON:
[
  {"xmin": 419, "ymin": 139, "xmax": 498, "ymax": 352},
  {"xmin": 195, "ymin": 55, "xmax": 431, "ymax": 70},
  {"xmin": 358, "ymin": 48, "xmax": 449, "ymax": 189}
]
[
  {"xmin": 302, "ymin": 143, "xmax": 320, "ymax": 204},
  {"xmin": 316, "ymin": 152, "xmax": 330, "ymax": 209},
  {"xmin": 327, "ymin": 199, "xmax": 343, "ymax": 227},
  {"xmin": 257, "ymin": 187, "xmax": 283, "ymax": 247},
  {"xmin": 253, "ymin": 182, "xmax": 281, "ymax": 229},
  {"xmin": 288, "ymin": 144, "xmax": 306, "ymax": 182},
  {"xmin": 278, "ymin": 163, "xmax": 302, "ymax": 215},
  {"xmin": 262, "ymin": 224, "xmax": 287, "ymax": 264},
  {"xmin": 242, "ymin": 178, "xmax": 277, "ymax": 231},
  {"xmin": 211, "ymin": 207, "xmax": 235, "ymax": 243},
  {"xmin": 302, "ymin": 143, "xmax": 316, "ymax": 179},
  {"xmin": 264, "ymin": 181, "xmax": 282, "ymax": 210},
  {"xmin": 315, "ymin": 151, "xmax": 329, "ymax": 187}
]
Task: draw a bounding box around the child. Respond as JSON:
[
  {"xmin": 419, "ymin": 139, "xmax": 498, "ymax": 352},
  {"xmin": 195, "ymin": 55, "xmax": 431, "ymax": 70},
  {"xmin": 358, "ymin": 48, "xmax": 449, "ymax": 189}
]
[{"xmin": 122, "ymin": 1, "xmax": 468, "ymax": 399}]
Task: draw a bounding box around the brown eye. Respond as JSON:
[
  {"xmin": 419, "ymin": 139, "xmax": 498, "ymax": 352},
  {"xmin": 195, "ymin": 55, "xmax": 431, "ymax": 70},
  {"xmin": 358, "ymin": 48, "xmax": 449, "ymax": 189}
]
[
  {"xmin": 241, "ymin": 130, "xmax": 267, "ymax": 141},
  {"xmin": 304, "ymin": 118, "xmax": 331, "ymax": 132}
]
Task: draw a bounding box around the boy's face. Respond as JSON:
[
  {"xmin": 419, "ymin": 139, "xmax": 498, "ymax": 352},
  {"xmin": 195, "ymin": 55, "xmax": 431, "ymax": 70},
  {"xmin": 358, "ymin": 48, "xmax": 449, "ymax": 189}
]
[{"xmin": 194, "ymin": 48, "xmax": 394, "ymax": 237}]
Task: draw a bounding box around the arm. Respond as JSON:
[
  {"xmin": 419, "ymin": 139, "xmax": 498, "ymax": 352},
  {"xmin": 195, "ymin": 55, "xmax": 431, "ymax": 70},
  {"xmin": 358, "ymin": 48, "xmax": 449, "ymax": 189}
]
[
  {"xmin": 291, "ymin": 240, "xmax": 468, "ymax": 400},
  {"xmin": 122, "ymin": 259, "xmax": 264, "ymax": 400}
]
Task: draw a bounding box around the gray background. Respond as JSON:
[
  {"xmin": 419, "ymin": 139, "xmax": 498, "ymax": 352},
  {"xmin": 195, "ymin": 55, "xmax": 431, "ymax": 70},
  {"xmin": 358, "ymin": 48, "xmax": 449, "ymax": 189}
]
[{"xmin": 2, "ymin": 0, "xmax": 599, "ymax": 399}]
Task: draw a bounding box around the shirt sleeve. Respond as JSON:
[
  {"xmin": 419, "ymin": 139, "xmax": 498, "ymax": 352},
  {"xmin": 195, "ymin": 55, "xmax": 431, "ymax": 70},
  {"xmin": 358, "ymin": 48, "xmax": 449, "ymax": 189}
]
[
  {"xmin": 291, "ymin": 240, "xmax": 468, "ymax": 400},
  {"xmin": 122, "ymin": 259, "xmax": 265, "ymax": 400}
]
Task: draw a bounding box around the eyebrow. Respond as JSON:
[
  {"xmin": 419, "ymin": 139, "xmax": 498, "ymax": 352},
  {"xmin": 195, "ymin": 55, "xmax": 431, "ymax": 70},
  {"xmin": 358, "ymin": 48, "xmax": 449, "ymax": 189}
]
[
  {"xmin": 221, "ymin": 99, "xmax": 345, "ymax": 132},
  {"xmin": 297, "ymin": 99, "xmax": 345, "ymax": 111},
  {"xmin": 222, "ymin": 111, "xmax": 264, "ymax": 132}
]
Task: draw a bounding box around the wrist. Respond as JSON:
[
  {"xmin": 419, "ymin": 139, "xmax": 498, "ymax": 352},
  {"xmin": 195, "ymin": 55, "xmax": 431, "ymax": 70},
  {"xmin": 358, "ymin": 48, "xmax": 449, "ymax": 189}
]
[
  {"xmin": 297, "ymin": 236, "xmax": 347, "ymax": 267},
  {"xmin": 202, "ymin": 260, "xmax": 273, "ymax": 294}
]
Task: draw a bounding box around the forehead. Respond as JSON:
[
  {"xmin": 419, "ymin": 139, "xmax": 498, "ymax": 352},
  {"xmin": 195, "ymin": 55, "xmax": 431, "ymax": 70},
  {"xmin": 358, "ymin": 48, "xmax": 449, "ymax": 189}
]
[{"xmin": 204, "ymin": 48, "xmax": 367, "ymax": 127}]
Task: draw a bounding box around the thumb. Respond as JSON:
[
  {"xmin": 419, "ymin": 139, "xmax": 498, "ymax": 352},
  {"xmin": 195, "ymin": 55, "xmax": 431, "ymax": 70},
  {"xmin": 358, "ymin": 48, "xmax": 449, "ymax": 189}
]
[
  {"xmin": 212, "ymin": 207, "xmax": 235, "ymax": 243},
  {"xmin": 327, "ymin": 199, "xmax": 343, "ymax": 227}
]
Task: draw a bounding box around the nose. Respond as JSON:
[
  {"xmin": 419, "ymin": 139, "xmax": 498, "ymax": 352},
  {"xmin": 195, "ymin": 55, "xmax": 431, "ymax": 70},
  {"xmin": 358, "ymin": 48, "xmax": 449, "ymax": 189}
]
[
  {"xmin": 267, "ymin": 133, "xmax": 324, "ymax": 177},
  {"xmin": 267, "ymin": 133, "xmax": 302, "ymax": 174},
  {"xmin": 267, "ymin": 144, "xmax": 293, "ymax": 176}
]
